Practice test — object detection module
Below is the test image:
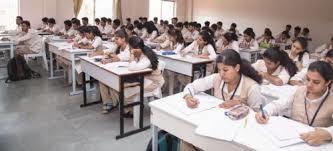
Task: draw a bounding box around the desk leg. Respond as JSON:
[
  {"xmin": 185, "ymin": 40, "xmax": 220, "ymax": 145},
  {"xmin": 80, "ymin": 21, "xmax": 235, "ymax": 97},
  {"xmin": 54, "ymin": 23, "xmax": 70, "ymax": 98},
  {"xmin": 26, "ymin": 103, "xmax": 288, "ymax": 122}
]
[
  {"xmin": 80, "ymin": 72, "xmax": 101, "ymax": 107},
  {"xmin": 152, "ymin": 125, "xmax": 159, "ymax": 151},
  {"xmin": 168, "ymin": 71, "xmax": 174, "ymax": 96},
  {"xmin": 202, "ymin": 64, "xmax": 207, "ymax": 77},
  {"xmin": 117, "ymin": 77, "xmax": 125, "ymax": 139},
  {"xmin": 48, "ymin": 52, "xmax": 54, "ymax": 79},
  {"xmin": 69, "ymin": 54, "xmax": 82, "ymax": 96},
  {"xmin": 10, "ymin": 44, "xmax": 14, "ymax": 58},
  {"xmin": 139, "ymin": 75, "xmax": 144, "ymax": 128}
]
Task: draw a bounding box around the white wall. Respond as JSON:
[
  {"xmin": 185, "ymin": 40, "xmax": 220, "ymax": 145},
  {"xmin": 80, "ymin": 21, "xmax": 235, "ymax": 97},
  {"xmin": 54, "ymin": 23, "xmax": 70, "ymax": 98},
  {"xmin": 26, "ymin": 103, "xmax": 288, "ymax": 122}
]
[
  {"xmin": 121, "ymin": 0, "xmax": 149, "ymax": 21},
  {"xmin": 192, "ymin": 0, "xmax": 333, "ymax": 49}
]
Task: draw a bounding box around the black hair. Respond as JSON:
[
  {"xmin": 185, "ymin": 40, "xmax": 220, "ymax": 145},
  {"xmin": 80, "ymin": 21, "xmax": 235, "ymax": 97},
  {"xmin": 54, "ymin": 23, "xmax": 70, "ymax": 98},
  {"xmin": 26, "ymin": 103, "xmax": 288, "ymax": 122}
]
[
  {"xmin": 167, "ymin": 24, "xmax": 175, "ymax": 31},
  {"xmin": 42, "ymin": 17, "xmax": 48, "ymax": 23},
  {"xmin": 172, "ymin": 17, "xmax": 178, "ymax": 22},
  {"xmin": 282, "ymin": 31, "xmax": 291, "ymax": 39},
  {"xmin": 303, "ymin": 28, "xmax": 310, "ymax": 34},
  {"xmin": 113, "ymin": 19, "xmax": 121, "ymax": 26},
  {"xmin": 145, "ymin": 21, "xmax": 159, "ymax": 35},
  {"xmin": 189, "ymin": 22, "xmax": 196, "ymax": 27},
  {"xmin": 82, "ymin": 17, "xmax": 89, "ymax": 22},
  {"xmin": 78, "ymin": 26, "xmax": 89, "ymax": 34},
  {"xmin": 201, "ymin": 27, "xmax": 214, "ymax": 38},
  {"xmin": 101, "ymin": 17, "xmax": 107, "ymax": 23},
  {"xmin": 107, "ymin": 18, "xmax": 112, "ymax": 24},
  {"xmin": 231, "ymin": 23, "xmax": 237, "ymax": 28},
  {"xmin": 94, "ymin": 18, "xmax": 100, "ymax": 22},
  {"xmin": 128, "ymin": 36, "xmax": 159, "ymax": 70},
  {"xmin": 126, "ymin": 18, "xmax": 131, "ymax": 22},
  {"xmin": 294, "ymin": 26, "xmax": 301, "ymax": 32},
  {"xmin": 183, "ymin": 21, "xmax": 189, "ymax": 28},
  {"xmin": 175, "ymin": 22, "xmax": 183, "ymax": 28},
  {"xmin": 293, "ymin": 37, "xmax": 309, "ymax": 61},
  {"xmin": 196, "ymin": 23, "xmax": 202, "ymax": 30},
  {"xmin": 153, "ymin": 17, "xmax": 158, "ymax": 21},
  {"xmin": 243, "ymin": 28, "xmax": 256, "ymax": 39},
  {"xmin": 133, "ymin": 20, "xmax": 139, "ymax": 26},
  {"xmin": 47, "ymin": 18, "xmax": 56, "ymax": 24},
  {"xmin": 114, "ymin": 30, "xmax": 129, "ymax": 54},
  {"xmin": 163, "ymin": 20, "xmax": 169, "ymax": 25},
  {"xmin": 85, "ymin": 26, "xmax": 102, "ymax": 37},
  {"xmin": 64, "ymin": 20, "xmax": 72, "ymax": 27},
  {"xmin": 204, "ymin": 21, "xmax": 210, "ymax": 27},
  {"xmin": 210, "ymin": 24, "xmax": 217, "ymax": 31},
  {"xmin": 16, "ymin": 16, "xmax": 23, "ymax": 20},
  {"xmin": 216, "ymin": 49, "xmax": 262, "ymax": 84},
  {"xmin": 286, "ymin": 24, "xmax": 292, "ymax": 29},
  {"xmin": 137, "ymin": 23, "xmax": 144, "ymax": 30},
  {"xmin": 168, "ymin": 29, "xmax": 185, "ymax": 45},
  {"xmin": 21, "ymin": 20, "xmax": 30, "ymax": 27},
  {"xmin": 326, "ymin": 49, "xmax": 333, "ymax": 58},
  {"xmin": 217, "ymin": 21, "xmax": 222, "ymax": 26},
  {"xmin": 199, "ymin": 30, "xmax": 216, "ymax": 52},
  {"xmin": 223, "ymin": 32, "xmax": 238, "ymax": 43},
  {"xmin": 72, "ymin": 19, "xmax": 81, "ymax": 26},
  {"xmin": 264, "ymin": 29, "xmax": 274, "ymax": 39},
  {"xmin": 308, "ymin": 61, "xmax": 333, "ymax": 88},
  {"xmin": 263, "ymin": 47, "xmax": 298, "ymax": 77}
]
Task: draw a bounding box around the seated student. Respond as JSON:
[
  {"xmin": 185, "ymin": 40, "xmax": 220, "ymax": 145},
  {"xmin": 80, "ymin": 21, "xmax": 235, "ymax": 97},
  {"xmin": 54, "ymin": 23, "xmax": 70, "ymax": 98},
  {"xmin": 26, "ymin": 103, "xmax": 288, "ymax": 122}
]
[
  {"xmin": 141, "ymin": 21, "xmax": 159, "ymax": 41},
  {"xmin": 288, "ymin": 37, "xmax": 310, "ymax": 70},
  {"xmin": 227, "ymin": 23, "xmax": 240, "ymax": 36},
  {"xmin": 256, "ymin": 28, "xmax": 270, "ymax": 41},
  {"xmin": 125, "ymin": 24, "xmax": 138, "ymax": 37},
  {"xmin": 210, "ymin": 24, "xmax": 218, "ymax": 39},
  {"xmin": 180, "ymin": 49, "xmax": 264, "ymax": 151},
  {"xmin": 154, "ymin": 24, "xmax": 174, "ymax": 43},
  {"xmin": 97, "ymin": 30, "xmax": 131, "ymax": 113},
  {"xmin": 195, "ymin": 23, "xmax": 202, "ymax": 32},
  {"xmin": 134, "ymin": 22, "xmax": 144, "ymax": 37},
  {"xmin": 94, "ymin": 18, "xmax": 101, "ymax": 26},
  {"xmin": 301, "ymin": 27, "xmax": 312, "ymax": 41},
  {"xmin": 107, "ymin": 18, "xmax": 112, "ymax": 26},
  {"xmin": 5, "ymin": 16, "xmax": 24, "ymax": 34},
  {"xmin": 159, "ymin": 29, "xmax": 185, "ymax": 53},
  {"xmin": 111, "ymin": 19, "xmax": 122, "ymax": 35},
  {"xmin": 75, "ymin": 26, "xmax": 103, "ymax": 51},
  {"xmin": 315, "ymin": 36, "xmax": 333, "ymax": 58},
  {"xmin": 171, "ymin": 17, "xmax": 178, "ymax": 26},
  {"xmin": 158, "ymin": 20, "xmax": 168, "ymax": 34},
  {"xmin": 81, "ymin": 17, "xmax": 90, "ymax": 26},
  {"xmin": 292, "ymin": 26, "xmax": 302, "ymax": 41},
  {"xmin": 256, "ymin": 61, "xmax": 333, "ymax": 146},
  {"xmin": 258, "ymin": 29, "xmax": 275, "ymax": 49},
  {"xmin": 215, "ymin": 32, "xmax": 239, "ymax": 53},
  {"xmin": 98, "ymin": 17, "xmax": 113, "ymax": 35},
  {"xmin": 252, "ymin": 47, "xmax": 298, "ymax": 86},
  {"xmin": 216, "ymin": 21, "xmax": 225, "ymax": 37},
  {"xmin": 58, "ymin": 20, "xmax": 76, "ymax": 38},
  {"xmin": 275, "ymin": 24, "xmax": 292, "ymax": 40},
  {"xmin": 180, "ymin": 30, "xmax": 217, "ymax": 60},
  {"xmin": 239, "ymin": 28, "xmax": 259, "ymax": 50},
  {"xmin": 153, "ymin": 17, "xmax": 159, "ymax": 29},
  {"xmin": 204, "ymin": 21, "xmax": 210, "ymax": 28},
  {"xmin": 290, "ymin": 49, "xmax": 333, "ymax": 86},
  {"xmin": 68, "ymin": 19, "xmax": 81, "ymax": 39},
  {"xmin": 44, "ymin": 18, "xmax": 61, "ymax": 35},
  {"xmin": 275, "ymin": 31, "xmax": 292, "ymax": 44},
  {"xmin": 125, "ymin": 18, "xmax": 131, "ymax": 26},
  {"xmin": 36, "ymin": 17, "xmax": 48, "ymax": 30},
  {"xmin": 110, "ymin": 36, "xmax": 165, "ymax": 117},
  {"xmin": 183, "ymin": 22, "xmax": 200, "ymax": 42},
  {"xmin": 73, "ymin": 26, "xmax": 88, "ymax": 44},
  {"xmin": 12, "ymin": 20, "xmax": 42, "ymax": 55}
]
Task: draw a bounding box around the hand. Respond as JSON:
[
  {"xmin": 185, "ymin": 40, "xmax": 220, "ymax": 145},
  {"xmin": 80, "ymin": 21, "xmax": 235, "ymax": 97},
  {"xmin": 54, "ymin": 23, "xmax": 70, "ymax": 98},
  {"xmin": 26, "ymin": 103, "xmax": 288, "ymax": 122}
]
[
  {"xmin": 289, "ymin": 80, "xmax": 304, "ymax": 86},
  {"xmin": 300, "ymin": 128, "xmax": 332, "ymax": 146},
  {"xmin": 101, "ymin": 58, "xmax": 112, "ymax": 64},
  {"xmin": 219, "ymin": 99, "xmax": 241, "ymax": 109},
  {"xmin": 255, "ymin": 111, "xmax": 269, "ymax": 124},
  {"xmin": 184, "ymin": 95, "xmax": 200, "ymax": 108}
]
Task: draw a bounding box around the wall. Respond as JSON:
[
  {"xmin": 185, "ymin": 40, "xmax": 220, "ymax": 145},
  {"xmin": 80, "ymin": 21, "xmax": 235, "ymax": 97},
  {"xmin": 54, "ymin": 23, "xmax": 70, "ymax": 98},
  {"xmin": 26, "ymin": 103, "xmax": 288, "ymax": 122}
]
[
  {"xmin": 192, "ymin": 0, "xmax": 333, "ymax": 49},
  {"xmin": 121, "ymin": 0, "xmax": 149, "ymax": 21}
]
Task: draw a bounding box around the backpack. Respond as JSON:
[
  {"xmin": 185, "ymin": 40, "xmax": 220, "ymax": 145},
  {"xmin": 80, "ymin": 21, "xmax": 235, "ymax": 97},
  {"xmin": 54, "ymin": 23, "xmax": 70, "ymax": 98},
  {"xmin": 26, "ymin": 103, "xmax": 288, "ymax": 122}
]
[
  {"xmin": 6, "ymin": 55, "xmax": 41, "ymax": 83},
  {"xmin": 146, "ymin": 130, "xmax": 179, "ymax": 151}
]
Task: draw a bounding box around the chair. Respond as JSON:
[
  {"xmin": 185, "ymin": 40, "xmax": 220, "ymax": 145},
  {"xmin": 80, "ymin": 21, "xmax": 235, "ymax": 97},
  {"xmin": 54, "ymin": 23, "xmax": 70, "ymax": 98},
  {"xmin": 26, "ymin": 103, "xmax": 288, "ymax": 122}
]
[{"xmin": 24, "ymin": 37, "xmax": 48, "ymax": 71}]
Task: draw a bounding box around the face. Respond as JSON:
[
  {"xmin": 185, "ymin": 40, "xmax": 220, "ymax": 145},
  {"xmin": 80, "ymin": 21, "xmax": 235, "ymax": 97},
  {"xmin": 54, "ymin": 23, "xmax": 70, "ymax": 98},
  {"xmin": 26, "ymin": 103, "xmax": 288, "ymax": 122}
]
[
  {"xmin": 73, "ymin": 24, "xmax": 79, "ymax": 30},
  {"xmin": 244, "ymin": 34, "xmax": 252, "ymax": 42},
  {"xmin": 114, "ymin": 36, "xmax": 126, "ymax": 46},
  {"xmin": 48, "ymin": 23, "xmax": 54, "ymax": 28},
  {"xmin": 65, "ymin": 24, "xmax": 71, "ymax": 30},
  {"xmin": 305, "ymin": 71, "xmax": 330, "ymax": 94},
  {"xmin": 85, "ymin": 32, "xmax": 94, "ymax": 40},
  {"xmin": 325, "ymin": 57, "xmax": 333, "ymax": 69},
  {"xmin": 291, "ymin": 41, "xmax": 304, "ymax": 55},
  {"xmin": 263, "ymin": 57, "xmax": 280, "ymax": 71},
  {"xmin": 188, "ymin": 26, "xmax": 194, "ymax": 32},
  {"xmin": 21, "ymin": 23, "xmax": 29, "ymax": 32},
  {"xmin": 16, "ymin": 18, "xmax": 22, "ymax": 25},
  {"xmin": 286, "ymin": 26, "xmax": 291, "ymax": 31},
  {"xmin": 281, "ymin": 33, "xmax": 287, "ymax": 40},
  {"xmin": 217, "ymin": 63, "xmax": 240, "ymax": 83},
  {"xmin": 222, "ymin": 36, "xmax": 228, "ymax": 45},
  {"xmin": 196, "ymin": 36, "xmax": 206, "ymax": 46},
  {"xmin": 83, "ymin": 20, "xmax": 88, "ymax": 25},
  {"xmin": 101, "ymin": 21, "xmax": 106, "ymax": 27}
]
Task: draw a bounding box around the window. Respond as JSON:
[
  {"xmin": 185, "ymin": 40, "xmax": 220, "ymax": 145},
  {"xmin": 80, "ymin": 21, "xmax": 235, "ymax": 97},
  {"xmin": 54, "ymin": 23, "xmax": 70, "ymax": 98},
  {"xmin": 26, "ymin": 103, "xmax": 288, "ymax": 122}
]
[
  {"xmin": 0, "ymin": 0, "xmax": 19, "ymax": 30},
  {"xmin": 78, "ymin": 0, "xmax": 113, "ymax": 25},
  {"xmin": 149, "ymin": 0, "xmax": 176, "ymax": 22}
]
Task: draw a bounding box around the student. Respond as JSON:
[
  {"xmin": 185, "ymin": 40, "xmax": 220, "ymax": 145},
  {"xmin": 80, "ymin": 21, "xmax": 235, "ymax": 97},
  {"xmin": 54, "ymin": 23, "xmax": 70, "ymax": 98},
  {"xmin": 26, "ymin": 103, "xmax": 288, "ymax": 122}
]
[
  {"xmin": 275, "ymin": 31, "xmax": 292, "ymax": 44},
  {"xmin": 215, "ymin": 32, "xmax": 239, "ymax": 53},
  {"xmin": 94, "ymin": 18, "xmax": 101, "ymax": 26},
  {"xmin": 275, "ymin": 24, "xmax": 292, "ymax": 40},
  {"xmin": 141, "ymin": 21, "xmax": 159, "ymax": 41},
  {"xmin": 10, "ymin": 16, "xmax": 23, "ymax": 34},
  {"xmin": 107, "ymin": 18, "xmax": 112, "ymax": 26},
  {"xmin": 216, "ymin": 21, "xmax": 225, "ymax": 37},
  {"xmin": 239, "ymin": 28, "xmax": 259, "ymax": 50},
  {"xmin": 71, "ymin": 19, "xmax": 81, "ymax": 37},
  {"xmin": 159, "ymin": 29, "xmax": 185, "ymax": 53},
  {"xmin": 159, "ymin": 20, "xmax": 169, "ymax": 34},
  {"xmin": 111, "ymin": 36, "xmax": 164, "ymax": 117},
  {"xmin": 290, "ymin": 49, "xmax": 333, "ymax": 86},
  {"xmin": 44, "ymin": 18, "xmax": 61, "ymax": 35},
  {"xmin": 98, "ymin": 17, "xmax": 113, "ymax": 35},
  {"xmin": 125, "ymin": 18, "xmax": 131, "ymax": 26},
  {"xmin": 58, "ymin": 20, "xmax": 76, "ymax": 38},
  {"xmin": 125, "ymin": 24, "xmax": 137, "ymax": 37},
  {"xmin": 37, "ymin": 17, "xmax": 48, "ymax": 30},
  {"xmin": 134, "ymin": 22, "xmax": 144, "ymax": 37},
  {"xmin": 183, "ymin": 49, "xmax": 264, "ymax": 110},
  {"xmin": 252, "ymin": 47, "xmax": 298, "ymax": 86},
  {"xmin": 301, "ymin": 27, "xmax": 312, "ymax": 41},
  {"xmin": 227, "ymin": 23, "xmax": 240, "ymax": 36},
  {"xmin": 183, "ymin": 22, "xmax": 199, "ymax": 42},
  {"xmin": 288, "ymin": 37, "xmax": 310, "ymax": 70},
  {"xmin": 153, "ymin": 17, "xmax": 159, "ymax": 28},
  {"xmin": 210, "ymin": 24, "xmax": 218, "ymax": 39},
  {"xmin": 75, "ymin": 26, "xmax": 103, "ymax": 51},
  {"xmin": 292, "ymin": 26, "xmax": 302, "ymax": 41},
  {"xmin": 81, "ymin": 17, "xmax": 90, "ymax": 26},
  {"xmin": 181, "ymin": 30, "xmax": 217, "ymax": 60},
  {"xmin": 98, "ymin": 30, "xmax": 131, "ymax": 113},
  {"xmin": 154, "ymin": 24, "xmax": 174, "ymax": 43},
  {"xmin": 73, "ymin": 26, "xmax": 88, "ymax": 44},
  {"xmin": 256, "ymin": 28, "xmax": 270, "ymax": 41},
  {"xmin": 256, "ymin": 61, "xmax": 333, "ymax": 146},
  {"xmin": 13, "ymin": 20, "xmax": 42, "ymax": 55},
  {"xmin": 315, "ymin": 37, "xmax": 333, "ymax": 58},
  {"xmin": 204, "ymin": 21, "xmax": 210, "ymax": 28},
  {"xmin": 171, "ymin": 17, "xmax": 178, "ymax": 26},
  {"xmin": 258, "ymin": 29, "xmax": 275, "ymax": 49},
  {"xmin": 195, "ymin": 23, "xmax": 201, "ymax": 32},
  {"xmin": 112, "ymin": 19, "xmax": 122, "ymax": 34}
]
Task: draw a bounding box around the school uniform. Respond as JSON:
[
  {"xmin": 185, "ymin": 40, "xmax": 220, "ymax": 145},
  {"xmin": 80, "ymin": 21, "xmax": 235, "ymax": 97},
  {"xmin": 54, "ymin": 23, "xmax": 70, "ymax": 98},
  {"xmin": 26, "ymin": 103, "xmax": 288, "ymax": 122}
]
[
  {"xmin": 239, "ymin": 38, "xmax": 259, "ymax": 50},
  {"xmin": 60, "ymin": 27, "xmax": 77, "ymax": 37},
  {"xmin": 98, "ymin": 25, "xmax": 113, "ymax": 35},
  {"xmin": 183, "ymin": 30, "xmax": 199, "ymax": 41},
  {"xmin": 155, "ymin": 32, "xmax": 169, "ymax": 43},
  {"xmin": 37, "ymin": 23, "xmax": 48, "ymax": 31},
  {"xmin": 13, "ymin": 29, "xmax": 42, "ymax": 54},
  {"xmin": 288, "ymin": 51, "xmax": 310, "ymax": 70},
  {"xmin": 215, "ymin": 39, "xmax": 239, "ymax": 53},
  {"xmin": 46, "ymin": 24, "xmax": 61, "ymax": 35},
  {"xmin": 88, "ymin": 36, "xmax": 103, "ymax": 50},
  {"xmin": 315, "ymin": 43, "xmax": 332, "ymax": 58},
  {"xmin": 264, "ymin": 86, "xmax": 333, "ymax": 141},
  {"xmin": 215, "ymin": 28, "xmax": 225, "ymax": 40},
  {"xmin": 182, "ymin": 41, "xmax": 217, "ymax": 60},
  {"xmin": 134, "ymin": 28, "xmax": 143, "ymax": 37},
  {"xmin": 141, "ymin": 29, "xmax": 158, "ymax": 41},
  {"xmin": 252, "ymin": 60, "xmax": 291, "ymax": 85},
  {"xmin": 181, "ymin": 28, "xmax": 190, "ymax": 38},
  {"xmin": 290, "ymin": 67, "xmax": 307, "ymax": 83},
  {"xmin": 161, "ymin": 41, "xmax": 184, "ymax": 53}
]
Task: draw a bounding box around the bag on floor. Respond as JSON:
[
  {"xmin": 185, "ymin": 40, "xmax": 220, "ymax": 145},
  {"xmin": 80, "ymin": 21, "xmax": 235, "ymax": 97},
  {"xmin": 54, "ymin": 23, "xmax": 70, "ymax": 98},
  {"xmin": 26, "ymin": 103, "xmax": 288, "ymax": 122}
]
[
  {"xmin": 6, "ymin": 55, "xmax": 41, "ymax": 83},
  {"xmin": 146, "ymin": 130, "xmax": 179, "ymax": 151}
]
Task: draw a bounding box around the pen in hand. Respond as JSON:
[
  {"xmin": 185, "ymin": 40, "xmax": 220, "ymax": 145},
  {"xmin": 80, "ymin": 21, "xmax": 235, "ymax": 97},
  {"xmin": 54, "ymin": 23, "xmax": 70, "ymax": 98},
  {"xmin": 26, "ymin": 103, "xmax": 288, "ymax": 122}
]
[{"xmin": 260, "ymin": 104, "xmax": 266, "ymax": 119}]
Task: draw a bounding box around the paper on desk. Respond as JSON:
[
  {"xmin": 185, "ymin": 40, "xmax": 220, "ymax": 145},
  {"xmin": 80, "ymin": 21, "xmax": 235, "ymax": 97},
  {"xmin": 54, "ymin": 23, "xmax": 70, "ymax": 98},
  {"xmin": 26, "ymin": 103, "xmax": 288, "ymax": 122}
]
[
  {"xmin": 163, "ymin": 93, "xmax": 221, "ymax": 115},
  {"xmin": 261, "ymin": 84, "xmax": 296, "ymax": 99},
  {"xmin": 195, "ymin": 109, "xmax": 244, "ymax": 141}
]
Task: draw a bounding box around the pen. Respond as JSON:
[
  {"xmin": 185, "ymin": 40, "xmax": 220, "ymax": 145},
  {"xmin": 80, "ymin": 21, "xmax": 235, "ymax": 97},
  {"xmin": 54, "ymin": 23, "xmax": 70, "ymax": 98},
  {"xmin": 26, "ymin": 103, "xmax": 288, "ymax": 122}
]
[
  {"xmin": 260, "ymin": 104, "xmax": 266, "ymax": 119},
  {"xmin": 188, "ymin": 88, "xmax": 193, "ymax": 97}
]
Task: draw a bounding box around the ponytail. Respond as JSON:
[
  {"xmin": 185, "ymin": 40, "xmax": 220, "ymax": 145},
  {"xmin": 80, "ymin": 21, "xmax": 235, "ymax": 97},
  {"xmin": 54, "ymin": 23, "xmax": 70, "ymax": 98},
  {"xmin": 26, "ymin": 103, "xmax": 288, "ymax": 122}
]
[{"xmin": 199, "ymin": 31, "xmax": 217, "ymax": 52}]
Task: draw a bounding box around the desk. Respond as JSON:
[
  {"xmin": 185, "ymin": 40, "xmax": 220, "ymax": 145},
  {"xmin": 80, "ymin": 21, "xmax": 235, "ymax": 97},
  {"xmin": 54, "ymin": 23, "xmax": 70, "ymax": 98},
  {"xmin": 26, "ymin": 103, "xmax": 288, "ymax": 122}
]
[
  {"xmin": 149, "ymin": 93, "xmax": 333, "ymax": 151},
  {"xmin": 155, "ymin": 51, "xmax": 213, "ymax": 95},
  {"xmin": 47, "ymin": 41, "xmax": 91, "ymax": 95},
  {"xmin": 80, "ymin": 56, "xmax": 153, "ymax": 139},
  {"xmin": 0, "ymin": 41, "xmax": 15, "ymax": 58}
]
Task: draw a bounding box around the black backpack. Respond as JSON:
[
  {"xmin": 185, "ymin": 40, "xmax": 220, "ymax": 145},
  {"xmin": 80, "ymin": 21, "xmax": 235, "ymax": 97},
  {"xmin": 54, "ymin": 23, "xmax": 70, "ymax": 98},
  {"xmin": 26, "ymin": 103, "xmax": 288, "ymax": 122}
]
[
  {"xmin": 6, "ymin": 55, "xmax": 41, "ymax": 83},
  {"xmin": 146, "ymin": 130, "xmax": 179, "ymax": 151}
]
